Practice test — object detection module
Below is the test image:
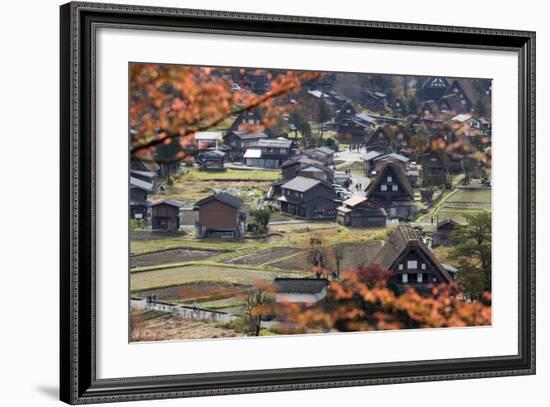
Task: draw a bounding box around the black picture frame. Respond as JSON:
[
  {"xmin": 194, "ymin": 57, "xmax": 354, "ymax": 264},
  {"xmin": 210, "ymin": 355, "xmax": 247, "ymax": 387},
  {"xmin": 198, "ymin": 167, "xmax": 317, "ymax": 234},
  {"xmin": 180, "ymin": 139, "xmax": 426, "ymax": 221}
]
[{"xmin": 60, "ymin": 2, "xmax": 536, "ymax": 404}]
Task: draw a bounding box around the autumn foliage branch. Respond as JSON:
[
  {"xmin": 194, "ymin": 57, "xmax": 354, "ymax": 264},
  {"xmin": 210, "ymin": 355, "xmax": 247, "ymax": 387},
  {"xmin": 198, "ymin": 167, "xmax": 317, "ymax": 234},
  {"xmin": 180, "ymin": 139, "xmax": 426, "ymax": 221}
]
[{"xmin": 130, "ymin": 64, "xmax": 321, "ymax": 159}]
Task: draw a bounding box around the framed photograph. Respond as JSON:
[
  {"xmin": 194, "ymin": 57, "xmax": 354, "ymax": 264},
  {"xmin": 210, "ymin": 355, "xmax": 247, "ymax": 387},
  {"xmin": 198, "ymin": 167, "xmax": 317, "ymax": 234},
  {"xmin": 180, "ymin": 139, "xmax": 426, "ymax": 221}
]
[{"xmin": 60, "ymin": 1, "xmax": 535, "ymax": 404}]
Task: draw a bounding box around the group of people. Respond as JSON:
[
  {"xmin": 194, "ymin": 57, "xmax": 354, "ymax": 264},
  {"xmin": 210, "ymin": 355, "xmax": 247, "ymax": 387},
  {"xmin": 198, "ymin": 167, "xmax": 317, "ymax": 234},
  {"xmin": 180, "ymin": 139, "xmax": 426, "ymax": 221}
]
[{"xmin": 347, "ymin": 143, "xmax": 366, "ymax": 153}]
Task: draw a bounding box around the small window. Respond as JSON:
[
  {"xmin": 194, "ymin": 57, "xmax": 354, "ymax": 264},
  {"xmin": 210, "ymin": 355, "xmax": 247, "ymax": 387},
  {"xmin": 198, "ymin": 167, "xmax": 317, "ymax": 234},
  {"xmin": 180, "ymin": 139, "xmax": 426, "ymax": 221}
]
[
  {"xmin": 421, "ymin": 263, "xmax": 426, "ymax": 270},
  {"xmin": 398, "ymin": 264, "xmax": 403, "ymax": 271},
  {"xmin": 407, "ymin": 260, "xmax": 417, "ymax": 269},
  {"xmin": 461, "ymin": 99, "xmax": 466, "ymax": 105},
  {"xmin": 387, "ymin": 176, "xmax": 393, "ymax": 182},
  {"xmin": 402, "ymin": 274, "xmax": 408, "ymax": 283},
  {"xmin": 381, "ymin": 184, "xmax": 387, "ymax": 191},
  {"xmin": 392, "ymin": 185, "xmax": 398, "ymax": 191},
  {"xmin": 417, "ymin": 273, "xmax": 423, "ymax": 283}
]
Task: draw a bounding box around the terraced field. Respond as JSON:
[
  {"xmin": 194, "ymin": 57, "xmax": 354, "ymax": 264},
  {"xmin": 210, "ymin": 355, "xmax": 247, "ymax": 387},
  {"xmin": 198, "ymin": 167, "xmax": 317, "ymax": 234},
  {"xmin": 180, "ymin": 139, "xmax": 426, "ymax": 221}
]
[
  {"xmin": 131, "ymin": 247, "xmax": 221, "ymax": 268},
  {"xmin": 130, "ymin": 264, "xmax": 306, "ymax": 292},
  {"xmin": 437, "ymin": 188, "xmax": 491, "ymax": 223},
  {"xmin": 224, "ymin": 247, "xmax": 302, "ymax": 266}
]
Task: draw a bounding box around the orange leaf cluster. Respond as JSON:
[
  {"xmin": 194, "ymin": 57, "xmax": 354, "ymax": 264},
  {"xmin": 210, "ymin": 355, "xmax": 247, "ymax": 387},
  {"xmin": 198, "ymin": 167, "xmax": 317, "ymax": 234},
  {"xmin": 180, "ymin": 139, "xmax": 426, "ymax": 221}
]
[
  {"xmin": 130, "ymin": 64, "xmax": 321, "ymax": 158},
  {"xmin": 278, "ymin": 266, "xmax": 492, "ymax": 333}
]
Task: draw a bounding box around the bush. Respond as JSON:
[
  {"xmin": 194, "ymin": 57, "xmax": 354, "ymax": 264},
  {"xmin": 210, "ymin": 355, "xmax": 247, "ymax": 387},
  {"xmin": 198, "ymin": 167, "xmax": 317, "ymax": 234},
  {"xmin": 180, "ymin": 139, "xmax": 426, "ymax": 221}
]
[{"xmin": 129, "ymin": 218, "xmax": 145, "ymax": 231}]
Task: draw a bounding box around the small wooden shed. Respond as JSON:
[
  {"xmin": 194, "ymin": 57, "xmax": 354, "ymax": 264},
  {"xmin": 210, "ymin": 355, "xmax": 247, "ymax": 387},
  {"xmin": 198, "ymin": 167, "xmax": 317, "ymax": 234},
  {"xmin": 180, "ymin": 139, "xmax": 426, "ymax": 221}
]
[{"xmin": 151, "ymin": 199, "xmax": 182, "ymax": 231}]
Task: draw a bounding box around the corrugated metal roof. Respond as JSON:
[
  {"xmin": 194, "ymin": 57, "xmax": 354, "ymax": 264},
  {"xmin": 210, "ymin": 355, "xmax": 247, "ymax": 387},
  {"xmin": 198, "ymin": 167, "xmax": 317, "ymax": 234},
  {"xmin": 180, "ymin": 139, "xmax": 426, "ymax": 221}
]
[
  {"xmin": 361, "ymin": 151, "xmax": 383, "ymax": 161},
  {"xmin": 195, "ymin": 192, "xmax": 243, "ymax": 210},
  {"xmin": 230, "ymin": 131, "xmax": 268, "ymax": 140},
  {"xmin": 342, "ymin": 195, "xmax": 367, "ymax": 207},
  {"xmin": 130, "ymin": 177, "xmax": 153, "ymax": 192},
  {"xmin": 281, "ymin": 176, "xmax": 322, "ymax": 192},
  {"xmin": 151, "ymin": 199, "xmax": 182, "ymax": 208},
  {"xmin": 274, "ymin": 278, "xmax": 328, "ymax": 294},
  {"xmin": 195, "ymin": 131, "xmax": 222, "ymax": 140}
]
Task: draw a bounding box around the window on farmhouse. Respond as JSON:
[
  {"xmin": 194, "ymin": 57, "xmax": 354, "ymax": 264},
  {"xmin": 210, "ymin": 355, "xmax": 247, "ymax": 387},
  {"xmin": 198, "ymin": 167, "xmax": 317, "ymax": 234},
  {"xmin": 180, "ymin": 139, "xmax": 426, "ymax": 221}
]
[
  {"xmin": 381, "ymin": 184, "xmax": 387, "ymax": 191},
  {"xmin": 387, "ymin": 176, "xmax": 392, "ymax": 182},
  {"xmin": 417, "ymin": 273, "xmax": 423, "ymax": 283},
  {"xmin": 392, "ymin": 185, "xmax": 398, "ymax": 191},
  {"xmin": 407, "ymin": 260, "xmax": 417, "ymax": 269},
  {"xmin": 398, "ymin": 264, "xmax": 403, "ymax": 270},
  {"xmin": 402, "ymin": 274, "xmax": 408, "ymax": 283}
]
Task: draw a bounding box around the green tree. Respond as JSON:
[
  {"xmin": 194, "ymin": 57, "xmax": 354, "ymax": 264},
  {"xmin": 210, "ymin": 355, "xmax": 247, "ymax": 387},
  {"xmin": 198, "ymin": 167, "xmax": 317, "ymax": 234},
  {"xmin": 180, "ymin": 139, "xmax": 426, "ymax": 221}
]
[
  {"xmin": 289, "ymin": 109, "xmax": 311, "ymax": 139},
  {"xmin": 317, "ymin": 97, "xmax": 333, "ymax": 139},
  {"xmin": 449, "ymin": 212, "xmax": 492, "ymax": 300},
  {"xmin": 408, "ymin": 98, "xmax": 418, "ymax": 116},
  {"xmin": 250, "ymin": 207, "xmax": 271, "ymax": 234},
  {"xmin": 323, "ymin": 137, "xmax": 339, "ymax": 151}
]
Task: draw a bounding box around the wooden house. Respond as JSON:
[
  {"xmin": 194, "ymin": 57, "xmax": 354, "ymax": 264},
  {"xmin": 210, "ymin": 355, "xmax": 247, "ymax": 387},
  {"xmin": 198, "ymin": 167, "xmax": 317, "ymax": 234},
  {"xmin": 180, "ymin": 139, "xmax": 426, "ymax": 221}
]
[
  {"xmin": 151, "ymin": 199, "xmax": 182, "ymax": 231},
  {"xmin": 130, "ymin": 157, "xmax": 160, "ymax": 175},
  {"xmin": 197, "ymin": 149, "xmax": 225, "ymax": 170},
  {"xmin": 444, "ymin": 79, "xmax": 477, "ymax": 113},
  {"xmin": 130, "ymin": 176, "xmax": 153, "ymax": 220},
  {"xmin": 371, "ymin": 223, "xmax": 453, "ymax": 294},
  {"xmin": 301, "ymin": 89, "xmax": 335, "ymax": 120},
  {"xmin": 420, "ymin": 152, "xmax": 449, "ymax": 187},
  {"xmin": 334, "ymin": 100, "xmax": 357, "ymax": 122},
  {"xmin": 392, "ymin": 125, "xmax": 413, "ymax": 154},
  {"xmin": 333, "ymin": 171, "xmax": 352, "ymax": 188},
  {"xmin": 243, "ymin": 138, "xmax": 295, "ymax": 169},
  {"xmin": 278, "ymin": 176, "xmax": 338, "ymax": 220},
  {"xmin": 422, "ymin": 77, "xmax": 450, "ymax": 100},
  {"xmin": 330, "ymin": 94, "xmax": 349, "ymax": 111},
  {"xmin": 439, "ymin": 93, "xmax": 469, "ymax": 115},
  {"xmin": 130, "ymin": 169, "xmax": 157, "ymax": 184},
  {"xmin": 194, "ymin": 132, "xmax": 223, "ymax": 150},
  {"xmin": 303, "ymin": 146, "xmax": 335, "ymax": 165},
  {"xmin": 193, "ymin": 193, "xmax": 246, "ymax": 239},
  {"xmin": 281, "ymin": 156, "xmax": 331, "ymax": 181},
  {"xmin": 373, "ymin": 153, "xmax": 409, "ymax": 173},
  {"xmin": 243, "ymin": 71, "xmax": 271, "ymax": 94},
  {"xmin": 332, "ymin": 101, "xmax": 376, "ymax": 145},
  {"xmin": 362, "ymin": 89, "xmax": 387, "ymax": 112},
  {"xmin": 364, "ymin": 163, "xmax": 416, "ymax": 219},
  {"xmin": 297, "ymin": 166, "xmax": 331, "ymax": 182},
  {"xmin": 418, "ymin": 100, "xmax": 442, "ymax": 121},
  {"xmin": 365, "ymin": 126, "xmax": 396, "ymax": 153},
  {"xmin": 361, "ymin": 150, "xmax": 383, "ymax": 176},
  {"xmin": 274, "ymin": 278, "xmax": 328, "ymax": 304},
  {"xmin": 227, "ymin": 108, "xmax": 268, "ymax": 134},
  {"xmin": 223, "ymin": 130, "xmax": 268, "ymax": 160},
  {"xmin": 433, "ymin": 218, "xmax": 459, "ymax": 246},
  {"xmin": 336, "ymin": 196, "xmax": 387, "ymax": 227}
]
